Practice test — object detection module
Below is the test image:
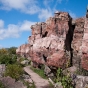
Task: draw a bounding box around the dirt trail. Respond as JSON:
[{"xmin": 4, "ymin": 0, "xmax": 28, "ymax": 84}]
[{"xmin": 24, "ymin": 66, "xmax": 50, "ymax": 88}]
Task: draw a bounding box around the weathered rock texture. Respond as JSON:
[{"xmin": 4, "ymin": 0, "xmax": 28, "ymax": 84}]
[
  {"xmin": 0, "ymin": 76, "xmax": 26, "ymax": 88},
  {"xmin": 81, "ymin": 18, "xmax": 88, "ymax": 70},
  {"xmin": 16, "ymin": 11, "xmax": 88, "ymax": 71},
  {"xmin": 72, "ymin": 18, "xmax": 85, "ymax": 67},
  {"xmin": 17, "ymin": 12, "xmax": 73, "ymax": 69},
  {"xmin": 0, "ymin": 64, "xmax": 5, "ymax": 77}
]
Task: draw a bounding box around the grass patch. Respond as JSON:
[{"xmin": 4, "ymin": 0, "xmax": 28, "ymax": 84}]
[{"xmin": 30, "ymin": 66, "xmax": 47, "ymax": 79}]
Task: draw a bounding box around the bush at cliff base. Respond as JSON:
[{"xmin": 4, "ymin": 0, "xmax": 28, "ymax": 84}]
[{"xmin": 5, "ymin": 64, "xmax": 24, "ymax": 80}]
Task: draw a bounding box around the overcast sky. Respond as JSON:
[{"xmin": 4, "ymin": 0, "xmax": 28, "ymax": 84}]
[{"xmin": 0, "ymin": 0, "xmax": 88, "ymax": 48}]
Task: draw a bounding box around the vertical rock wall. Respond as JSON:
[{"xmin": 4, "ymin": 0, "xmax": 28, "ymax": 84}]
[
  {"xmin": 72, "ymin": 18, "xmax": 85, "ymax": 67},
  {"xmin": 81, "ymin": 18, "xmax": 88, "ymax": 70}
]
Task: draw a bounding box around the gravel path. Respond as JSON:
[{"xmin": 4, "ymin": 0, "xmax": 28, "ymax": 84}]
[{"xmin": 24, "ymin": 66, "xmax": 50, "ymax": 88}]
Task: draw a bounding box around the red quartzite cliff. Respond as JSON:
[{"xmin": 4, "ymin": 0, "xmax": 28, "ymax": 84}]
[{"xmin": 16, "ymin": 11, "xmax": 88, "ymax": 71}]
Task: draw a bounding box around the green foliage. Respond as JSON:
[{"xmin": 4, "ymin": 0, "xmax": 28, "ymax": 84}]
[
  {"xmin": 30, "ymin": 66, "xmax": 47, "ymax": 79},
  {"xmin": 5, "ymin": 64, "xmax": 24, "ymax": 80},
  {"xmin": 48, "ymin": 81, "xmax": 54, "ymax": 88},
  {"xmin": 18, "ymin": 57, "xmax": 27, "ymax": 63},
  {"xmin": 76, "ymin": 68, "xmax": 88, "ymax": 76},
  {"xmin": 0, "ymin": 81, "xmax": 5, "ymax": 88},
  {"xmin": 0, "ymin": 54, "xmax": 17, "ymax": 65},
  {"xmin": 54, "ymin": 68, "xmax": 73, "ymax": 88},
  {"xmin": 8, "ymin": 47, "xmax": 17, "ymax": 54},
  {"xmin": 0, "ymin": 48, "xmax": 17, "ymax": 65},
  {"xmin": 23, "ymin": 81, "xmax": 35, "ymax": 88},
  {"xmin": 0, "ymin": 48, "xmax": 8, "ymax": 54}
]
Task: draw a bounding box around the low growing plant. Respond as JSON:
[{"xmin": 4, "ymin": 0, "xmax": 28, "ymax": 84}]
[
  {"xmin": 54, "ymin": 68, "xmax": 73, "ymax": 88},
  {"xmin": 23, "ymin": 81, "xmax": 35, "ymax": 88}
]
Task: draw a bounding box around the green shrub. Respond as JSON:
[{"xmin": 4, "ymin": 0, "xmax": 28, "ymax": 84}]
[
  {"xmin": 23, "ymin": 81, "xmax": 35, "ymax": 88},
  {"xmin": 54, "ymin": 68, "xmax": 73, "ymax": 88},
  {"xmin": 18, "ymin": 57, "xmax": 27, "ymax": 63},
  {"xmin": 0, "ymin": 54, "xmax": 17, "ymax": 65},
  {"xmin": 5, "ymin": 64, "xmax": 24, "ymax": 80},
  {"xmin": 0, "ymin": 48, "xmax": 8, "ymax": 54},
  {"xmin": 8, "ymin": 47, "xmax": 17, "ymax": 54},
  {"xmin": 0, "ymin": 47, "xmax": 17, "ymax": 65},
  {"xmin": 0, "ymin": 81, "xmax": 5, "ymax": 88}
]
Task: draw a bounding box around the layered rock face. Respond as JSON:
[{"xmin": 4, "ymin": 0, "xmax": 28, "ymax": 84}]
[
  {"xmin": 81, "ymin": 18, "xmax": 88, "ymax": 70},
  {"xmin": 16, "ymin": 11, "xmax": 88, "ymax": 71},
  {"xmin": 72, "ymin": 18, "xmax": 85, "ymax": 67},
  {"xmin": 16, "ymin": 12, "xmax": 73, "ymax": 69}
]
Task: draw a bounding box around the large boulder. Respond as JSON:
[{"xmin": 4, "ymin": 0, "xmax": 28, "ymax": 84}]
[{"xmin": 0, "ymin": 76, "xmax": 26, "ymax": 88}]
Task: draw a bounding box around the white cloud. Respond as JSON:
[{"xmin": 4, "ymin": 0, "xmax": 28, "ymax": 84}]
[
  {"xmin": 20, "ymin": 20, "xmax": 35, "ymax": 31},
  {"xmin": 69, "ymin": 11, "xmax": 77, "ymax": 18},
  {"xmin": 0, "ymin": 20, "xmax": 4, "ymax": 28},
  {"xmin": 0, "ymin": 0, "xmax": 40, "ymax": 14},
  {"xmin": 24, "ymin": 5, "xmax": 40, "ymax": 14},
  {"xmin": 0, "ymin": 0, "xmax": 54, "ymax": 20},
  {"xmin": 38, "ymin": 9, "xmax": 53, "ymax": 21},
  {"xmin": 53, "ymin": 0, "xmax": 63, "ymax": 10},
  {"xmin": 43, "ymin": 0, "xmax": 53, "ymax": 7},
  {"xmin": 0, "ymin": 0, "xmax": 63, "ymax": 21},
  {"xmin": 0, "ymin": 19, "xmax": 35, "ymax": 40}
]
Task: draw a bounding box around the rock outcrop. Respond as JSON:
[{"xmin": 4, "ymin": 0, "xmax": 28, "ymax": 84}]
[
  {"xmin": 16, "ymin": 12, "xmax": 73, "ymax": 69},
  {"xmin": 72, "ymin": 18, "xmax": 85, "ymax": 67},
  {"xmin": 0, "ymin": 76, "xmax": 26, "ymax": 88},
  {"xmin": 81, "ymin": 17, "xmax": 88, "ymax": 70},
  {"xmin": 16, "ymin": 11, "xmax": 88, "ymax": 72}
]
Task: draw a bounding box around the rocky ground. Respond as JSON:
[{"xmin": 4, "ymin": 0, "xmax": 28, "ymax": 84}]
[{"xmin": 24, "ymin": 66, "xmax": 52, "ymax": 88}]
